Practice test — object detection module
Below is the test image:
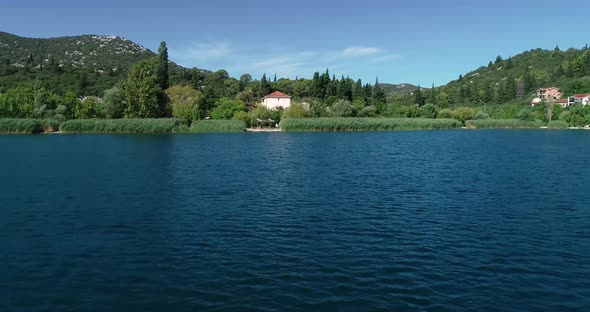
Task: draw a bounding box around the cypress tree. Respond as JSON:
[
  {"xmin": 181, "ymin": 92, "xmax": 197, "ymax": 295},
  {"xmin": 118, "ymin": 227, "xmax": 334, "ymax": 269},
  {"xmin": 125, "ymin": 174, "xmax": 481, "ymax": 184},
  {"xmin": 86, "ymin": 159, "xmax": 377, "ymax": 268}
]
[
  {"xmin": 372, "ymin": 77, "xmax": 386, "ymax": 109},
  {"xmin": 505, "ymin": 57, "xmax": 514, "ymax": 70},
  {"xmin": 157, "ymin": 41, "xmax": 169, "ymax": 90},
  {"xmin": 260, "ymin": 73, "xmax": 272, "ymax": 96},
  {"xmin": 429, "ymin": 83, "xmax": 436, "ymax": 104},
  {"xmin": 310, "ymin": 72, "xmax": 322, "ymax": 98},
  {"xmin": 495, "ymin": 55, "xmax": 503, "ymax": 64},
  {"xmin": 413, "ymin": 86, "xmax": 425, "ymax": 106}
]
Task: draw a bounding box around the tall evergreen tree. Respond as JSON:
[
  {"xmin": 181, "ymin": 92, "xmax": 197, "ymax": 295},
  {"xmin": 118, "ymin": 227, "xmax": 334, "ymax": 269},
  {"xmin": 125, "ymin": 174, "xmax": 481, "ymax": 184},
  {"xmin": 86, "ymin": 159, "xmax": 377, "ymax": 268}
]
[
  {"xmin": 372, "ymin": 77, "xmax": 386, "ymax": 110},
  {"xmin": 310, "ymin": 72, "xmax": 322, "ymax": 98},
  {"xmin": 260, "ymin": 73, "xmax": 272, "ymax": 96},
  {"xmin": 157, "ymin": 41, "xmax": 169, "ymax": 90},
  {"xmin": 505, "ymin": 57, "xmax": 514, "ymax": 70},
  {"xmin": 352, "ymin": 79, "xmax": 363, "ymax": 101},
  {"xmin": 495, "ymin": 55, "xmax": 503, "ymax": 64},
  {"xmin": 523, "ymin": 69, "xmax": 536, "ymax": 93},
  {"xmin": 566, "ymin": 60, "xmax": 574, "ymax": 78},
  {"xmin": 413, "ymin": 86, "xmax": 425, "ymax": 106},
  {"xmin": 429, "ymin": 83, "xmax": 436, "ymax": 104}
]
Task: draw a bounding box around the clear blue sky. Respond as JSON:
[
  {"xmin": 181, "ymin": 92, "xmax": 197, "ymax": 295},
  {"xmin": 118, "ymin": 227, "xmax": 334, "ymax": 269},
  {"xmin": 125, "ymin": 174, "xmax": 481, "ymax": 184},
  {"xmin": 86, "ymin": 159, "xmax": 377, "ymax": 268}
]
[{"xmin": 1, "ymin": 0, "xmax": 589, "ymax": 86}]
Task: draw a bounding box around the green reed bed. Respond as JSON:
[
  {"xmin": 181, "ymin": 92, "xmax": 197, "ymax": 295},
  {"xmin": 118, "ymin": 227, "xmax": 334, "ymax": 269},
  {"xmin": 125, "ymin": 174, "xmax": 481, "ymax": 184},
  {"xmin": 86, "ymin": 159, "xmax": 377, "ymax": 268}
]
[
  {"xmin": 465, "ymin": 119, "xmax": 542, "ymax": 129},
  {"xmin": 0, "ymin": 118, "xmax": 44, "ymax": 134},
  {"xmin": 546, "ymin": 120, "xmax": 570, "ymax": 129},
  {"xmin": 189, "ymin": 120, "xmax": 246, "ymax": 132},
  {"xmin": 280, "ymin": 118, "xmax": 463, "ymax": 132},
  {"xmin": 60, "ymin": 118, "xmax": 187, "ymax": 133}
]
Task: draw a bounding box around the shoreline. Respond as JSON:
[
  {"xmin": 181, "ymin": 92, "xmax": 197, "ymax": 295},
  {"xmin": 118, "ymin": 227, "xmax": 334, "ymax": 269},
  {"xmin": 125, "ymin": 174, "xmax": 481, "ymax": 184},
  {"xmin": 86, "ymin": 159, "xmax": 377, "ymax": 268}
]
[
  {"xmin": 1, "ymin": 118, "xmax": 589, "ymax": 134},
  {"xmin": 1, "ymin": 127, "xmax": 589, "ymax": 135}
]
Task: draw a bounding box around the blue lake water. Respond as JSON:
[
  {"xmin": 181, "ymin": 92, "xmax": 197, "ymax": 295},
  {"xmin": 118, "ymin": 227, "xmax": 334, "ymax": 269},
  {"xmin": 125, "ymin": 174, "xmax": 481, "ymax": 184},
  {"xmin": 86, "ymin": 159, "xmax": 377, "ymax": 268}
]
[{"xmin": 1, "ymin": 130, "xmax": 590, "ymax": 311}]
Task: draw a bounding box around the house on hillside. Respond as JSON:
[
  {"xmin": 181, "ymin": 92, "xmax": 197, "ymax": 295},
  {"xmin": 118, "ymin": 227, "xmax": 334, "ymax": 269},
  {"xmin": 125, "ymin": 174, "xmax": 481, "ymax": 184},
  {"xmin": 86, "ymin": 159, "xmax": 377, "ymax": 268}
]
[
  {"xmin": 568, "ymin": 94, "xmax": 590, "ymax": 106},
  {"xmin": 261, "ymin": 91, "xmax": 291, "ymax": 109},
  {"xmin": 531, "ymin": 98, "xmax": 569, "ymax": 108},
  {"xmin": 537, "ymin": 87, "xmax": 562, "ymax": 100},
  {"xmin": 553, "ymin": 99, "xmax": 569, "ymax": 107}
]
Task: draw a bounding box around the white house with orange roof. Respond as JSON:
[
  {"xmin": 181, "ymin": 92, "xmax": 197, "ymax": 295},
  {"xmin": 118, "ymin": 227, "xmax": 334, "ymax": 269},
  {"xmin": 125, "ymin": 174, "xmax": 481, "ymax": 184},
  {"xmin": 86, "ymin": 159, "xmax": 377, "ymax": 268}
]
[{"xmin": 261, "ymin": 91, "xmax": 291, "ymax": 109}]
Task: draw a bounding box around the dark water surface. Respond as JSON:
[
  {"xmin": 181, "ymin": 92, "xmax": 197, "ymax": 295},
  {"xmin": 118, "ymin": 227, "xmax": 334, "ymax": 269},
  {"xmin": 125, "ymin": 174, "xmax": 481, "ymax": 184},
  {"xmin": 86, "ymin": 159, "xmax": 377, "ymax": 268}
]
[{"xmin": 1, "ymin": 130, "xmax": 590, "ymax": 311}]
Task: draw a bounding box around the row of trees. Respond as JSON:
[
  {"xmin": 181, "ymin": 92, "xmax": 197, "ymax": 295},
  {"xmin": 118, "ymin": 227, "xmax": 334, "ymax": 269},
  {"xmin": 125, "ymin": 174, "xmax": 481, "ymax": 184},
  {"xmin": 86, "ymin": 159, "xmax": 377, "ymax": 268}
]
[{"xmin": 2, "ymin": 41, "xmax": 590, "ymax": 123}]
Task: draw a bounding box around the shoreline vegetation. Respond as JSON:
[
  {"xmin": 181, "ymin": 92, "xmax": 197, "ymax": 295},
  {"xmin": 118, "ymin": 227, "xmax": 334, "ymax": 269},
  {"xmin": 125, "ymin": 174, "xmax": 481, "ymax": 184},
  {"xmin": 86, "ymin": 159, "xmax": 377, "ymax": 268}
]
[
  {"xmin": 3, "ymin": 39, "xmax": 590, "ymax": 135},
  {"xmin": 280, "ymin": 118, "xmax": 462, "ymax": 131},
  {"xmin": 0, "ymin": 117, "xmax": 588, "ymax": 134}
]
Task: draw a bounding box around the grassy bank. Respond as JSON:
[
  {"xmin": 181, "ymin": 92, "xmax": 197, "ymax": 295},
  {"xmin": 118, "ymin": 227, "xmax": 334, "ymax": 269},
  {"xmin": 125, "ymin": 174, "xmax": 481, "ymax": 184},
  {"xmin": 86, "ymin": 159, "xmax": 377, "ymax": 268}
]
[
  {"xmin": 190, "ymin": 120, "xmax": 246, "ymax": 132},
  {"xmin": 0, "ymin": 118, "xmax": 44, "ymax": 134},
  {"xmin": 60, "ymin": 118, "xmax": 187, "ymax": 133},
  {"xmin": 547, "ymin": 120, "xmax": 570, "ymax": 129},
  {"xmin": 465, "ymin": 119, "xmax": 542, "ymax": 129},
  {"xmin": 280, "ymin": 118, "xmax": 463, "ymax": 132}
]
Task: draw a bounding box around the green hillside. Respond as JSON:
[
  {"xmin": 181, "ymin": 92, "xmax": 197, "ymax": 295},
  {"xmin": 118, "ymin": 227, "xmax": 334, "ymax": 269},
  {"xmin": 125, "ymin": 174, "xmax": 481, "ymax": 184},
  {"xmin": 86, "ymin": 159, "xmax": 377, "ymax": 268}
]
[
  {"xmin": 0, "ymin": 32, "xmax": 211, "ymax": 96},
  {"xmin": 433, "ymin": 46, "xmax": 590, "ymax": 107}
]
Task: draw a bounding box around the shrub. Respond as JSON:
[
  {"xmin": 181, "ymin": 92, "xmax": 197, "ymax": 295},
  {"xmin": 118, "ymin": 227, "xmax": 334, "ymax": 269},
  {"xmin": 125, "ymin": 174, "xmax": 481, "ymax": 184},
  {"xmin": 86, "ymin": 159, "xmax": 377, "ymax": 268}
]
[
  {"xmin": 419, "ymin": 104, "xmax": 439, "ymax": 118},
  {"xmin": 329, "ymin": 100, "xmax": 356, "ymax": 117},
  {"xmin": 516, "ymin": 107, "xmax": 535, "ymax": 121},
  {"xmin": 0, "ymin": 118, "xmax": 43, "ymax": 134},
  {"xmin": 357, "ymin": 106, "xmax": 378, "ymax": 117},
  {"xmin": 452, "ymin": 107, "xmax": 475, "ymax": 123},
  {"xmin": 280, "ymin": 118, "xmax": 462, "ymax": 132},
  {"xmin": 165, "ymin": 85, "xmax": 203, "ymax": 122},
  {"xmin": 473, "ymin": 111, "xmax": 490, "ymax": 120},
  {"xmin": 232, "ymin": 111, "xmax": 251, "ymax": 127},
  {"xmin": 559, "ymin": 111, "xmax": 575, "ymax": 126},
  {"xmin": 190, "ymin": 120, "xmax": 246, "ymax": 132},
  {"xmin": 437, "ymin": 108, "xmax": 454, "ymax": 119},
  {"xmin": 41, "ymin": 119, "xmax": 61, "ymax": 132},
  {"xmin": 547, "ymin": 120, "xmax": 569, "ymax": 129},
  {"xmin": 102, "ymin": 87, "xmax": 126, "ymax": 119},
  {"xmin": 60, "ymin": 118, "xmax": 187, "ymax": 133},
  {"xmin": 282, "ymin": 102, "xmax": 310, "ymax": 119},
  {"xmin": 210, "ymin": 98, "xmax": 245, "ymax": 120}
]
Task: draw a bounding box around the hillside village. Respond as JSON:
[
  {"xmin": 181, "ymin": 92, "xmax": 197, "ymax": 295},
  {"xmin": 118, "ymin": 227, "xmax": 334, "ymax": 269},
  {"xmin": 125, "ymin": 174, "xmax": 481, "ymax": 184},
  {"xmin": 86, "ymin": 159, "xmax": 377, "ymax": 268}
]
[{"xmin": 531, "ymin": 87, "xmax": 590, "ymax": 107}]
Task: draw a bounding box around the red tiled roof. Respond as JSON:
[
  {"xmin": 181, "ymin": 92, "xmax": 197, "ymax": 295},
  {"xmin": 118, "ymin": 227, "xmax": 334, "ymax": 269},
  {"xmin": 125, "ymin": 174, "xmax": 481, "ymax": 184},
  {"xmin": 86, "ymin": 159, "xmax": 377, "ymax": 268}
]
[
  {"xmin": 554, "ymin": 99, "xmax": 568, "ymax": 103},
  {"xmin": 262, "ymin": 91, "xmax": 291, "ymax": 99},
  {"xmin": 572, "ymin": 93, "xmax": 590, "ymax": 98}
]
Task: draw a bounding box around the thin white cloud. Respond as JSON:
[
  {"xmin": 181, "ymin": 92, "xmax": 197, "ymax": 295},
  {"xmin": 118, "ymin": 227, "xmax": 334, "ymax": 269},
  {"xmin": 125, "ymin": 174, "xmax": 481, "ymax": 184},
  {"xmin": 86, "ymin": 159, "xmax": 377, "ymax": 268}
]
[
  {"xmin": 167, "ymin": 41, "xmax": 400, "ymax": 80},
  {"xmin": 247, "ymin": 52, "xmax": 322, "ymax": 77},
  {"xmin": 169, "ymin": 42, "xmax": 231, "ymax": 63},
  {"xmin": 341, "ymin": 46, "xmax": 382, "ymax": 57},
  {"xmin": 370, "ymin": 54, "xmax": 402, "ymax": 63}
]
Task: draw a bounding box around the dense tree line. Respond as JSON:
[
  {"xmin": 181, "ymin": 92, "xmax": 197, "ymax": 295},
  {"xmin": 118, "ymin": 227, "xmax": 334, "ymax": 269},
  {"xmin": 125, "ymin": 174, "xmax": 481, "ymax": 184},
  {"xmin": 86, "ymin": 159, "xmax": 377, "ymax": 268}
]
[{"xmin": 2, "ymin": 42, "xmax": 590, "ymax": 125}]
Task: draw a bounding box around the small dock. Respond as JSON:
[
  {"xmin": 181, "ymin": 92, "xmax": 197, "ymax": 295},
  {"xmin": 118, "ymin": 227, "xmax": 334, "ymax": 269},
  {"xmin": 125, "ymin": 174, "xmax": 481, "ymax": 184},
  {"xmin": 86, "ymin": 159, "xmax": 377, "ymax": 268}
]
[{"xmin": 246, "ymin": 128, "xmax": 282, "ymax": 132}]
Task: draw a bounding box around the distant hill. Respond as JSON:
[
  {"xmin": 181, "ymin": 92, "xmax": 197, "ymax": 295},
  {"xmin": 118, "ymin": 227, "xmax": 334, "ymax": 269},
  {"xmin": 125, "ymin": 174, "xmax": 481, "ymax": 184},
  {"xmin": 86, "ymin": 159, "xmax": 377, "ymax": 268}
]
[
  {"xmin": 379, "ymin": 83, "xmax": 422, "ymax": 95},
  {"xmin": 0, "ymin": 31, "xmax": 154, "ymax": 71},
  {"xmin": 0, "ymin": 32, "xmax": 212, "ymax": 96}
]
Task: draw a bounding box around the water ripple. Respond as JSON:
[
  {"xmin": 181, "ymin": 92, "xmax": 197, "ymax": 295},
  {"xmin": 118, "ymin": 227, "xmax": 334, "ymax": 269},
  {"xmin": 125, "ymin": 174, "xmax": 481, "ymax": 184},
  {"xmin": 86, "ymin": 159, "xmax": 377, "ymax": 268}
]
[{"xmin": 0, "ymin": 131, "xmax": 590, "ymax": 311}]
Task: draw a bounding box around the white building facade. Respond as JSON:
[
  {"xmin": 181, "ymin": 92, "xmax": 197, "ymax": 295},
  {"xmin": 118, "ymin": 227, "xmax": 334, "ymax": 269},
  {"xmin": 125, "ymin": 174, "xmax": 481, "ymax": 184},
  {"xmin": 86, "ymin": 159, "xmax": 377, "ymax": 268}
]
[{"xmin": 262, "ymin": 91, "xmax": 291, "ymax": 110}]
